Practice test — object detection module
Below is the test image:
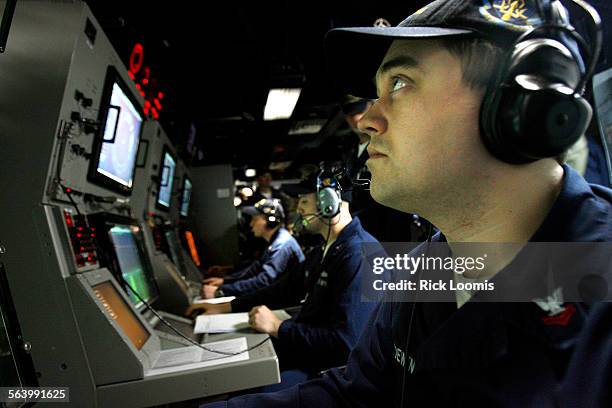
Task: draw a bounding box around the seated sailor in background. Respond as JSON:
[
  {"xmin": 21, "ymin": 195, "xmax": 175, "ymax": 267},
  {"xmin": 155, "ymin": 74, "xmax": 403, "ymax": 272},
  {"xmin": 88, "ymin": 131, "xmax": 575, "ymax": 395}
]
[
  {"xmin": 189, "ymin": 169, "xmax": 380, "ymax": 391},
  {"xmin": 201, "ymin": 198, "xmax": 304, "ymax": 299}
]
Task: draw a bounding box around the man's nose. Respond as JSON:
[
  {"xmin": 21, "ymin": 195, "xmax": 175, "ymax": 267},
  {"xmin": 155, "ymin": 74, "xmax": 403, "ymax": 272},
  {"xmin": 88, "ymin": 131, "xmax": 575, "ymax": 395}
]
[{"xmin": 357, "ymin": 99, "xmax": 387, "ymax": 138}]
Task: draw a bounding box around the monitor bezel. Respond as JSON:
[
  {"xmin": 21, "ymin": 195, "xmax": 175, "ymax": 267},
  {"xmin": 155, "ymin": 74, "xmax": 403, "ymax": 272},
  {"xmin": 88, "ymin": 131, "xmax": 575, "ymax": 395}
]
[
  {"xmin": 155, "ymin": 145, "xmax": 177, "ymax": 211},
  {"xmin": 179, "ymin": 175, "xmax": 192, "ymax": 218},
  {"xmin": 87, "ymin": 65, "xmax": 144, "ymax": 196}
]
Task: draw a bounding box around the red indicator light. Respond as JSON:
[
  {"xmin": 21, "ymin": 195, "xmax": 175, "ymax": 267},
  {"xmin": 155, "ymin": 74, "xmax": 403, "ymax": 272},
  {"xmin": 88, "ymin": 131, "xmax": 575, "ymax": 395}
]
[
  {"xmin": 142, "ymin": 78, "xmax": 149, "ymax": 85},
  {"xmin": 144, "ymin": 101, "xmax": 151, "ymax": 108},
  {"xmin": 135, "ymin": 84, "xmax": 142, "ymax": 90},
  {"xmin": 154, "ymin": 99, "xmax": 162, "ymax": 110},
  {"xmin": 140, "ymin": 90, "xmax": 145, "ymax": 97},
  {"xmin": 128, "ymin": 71, "xmax": 135, "ymax": 80},
  {"xmin": 80, "ymin": 246, "xmax": 85, "ymax": 251},
  {"xmin": 65, "ymin": 188, "xmax": 72, "ymax": 193},
  {"xmin": 158, "ymin": 92, "xmax": 164, "ymax": 100},
  {"xmin": 77, "ymin": 227, "xmax": 83, "ymax": 231},
  {"xmin": 76, "ymin": 233, "xmax": 82, "ymax": 238},
  {"xmin": 129, "ymin": 43, "xmax": 144, "ymax": 74},
  {"xmin": 151, "ymin": 107, "xmax": 159, "ymax": 119},
  {"xmin": 87, "ymin": 256, "xmax": 92, "ymax": 262},
  {"xmin": 90, "ymin": 233, "xmax": 95, "ymax": 238}
]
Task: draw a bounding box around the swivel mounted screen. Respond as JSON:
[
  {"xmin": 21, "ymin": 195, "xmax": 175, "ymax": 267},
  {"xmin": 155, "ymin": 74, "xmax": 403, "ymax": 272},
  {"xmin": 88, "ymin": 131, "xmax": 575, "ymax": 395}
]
[{"xmin": 88, "ymin": 66, "xmax": 144, "ymax": 195}]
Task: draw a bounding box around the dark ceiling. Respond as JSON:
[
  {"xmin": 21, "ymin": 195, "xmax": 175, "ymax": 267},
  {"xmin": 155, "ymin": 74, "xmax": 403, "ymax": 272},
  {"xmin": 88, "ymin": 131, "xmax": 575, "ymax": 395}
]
[
  {"xmin": 86, "ymin": 0, "xmax": 611, "ymax": 178},
  {"xmin": 86, "ymin": 0, "xmax": 430, "ymax": 175}
]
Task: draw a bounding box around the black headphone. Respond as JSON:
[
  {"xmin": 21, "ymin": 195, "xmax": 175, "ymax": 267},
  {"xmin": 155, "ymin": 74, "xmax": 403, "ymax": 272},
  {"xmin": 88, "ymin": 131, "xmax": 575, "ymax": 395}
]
[
  {"xmin": 316, "ymin": 164, "xmax": 347, "ymax": 219},
  {"xmin": 480, "ymin": 0, "xmax": 602, "ymax": 164},
  {"xmin": 254, "ymin": 199, "xmax": 284, "ymax": 229}
]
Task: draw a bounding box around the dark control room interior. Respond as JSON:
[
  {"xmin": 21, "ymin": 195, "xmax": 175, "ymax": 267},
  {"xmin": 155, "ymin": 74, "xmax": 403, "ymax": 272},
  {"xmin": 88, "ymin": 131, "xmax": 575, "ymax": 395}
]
[{"xmin": 0, "ymin": 0, "xmax": 611, "ymax": 407}]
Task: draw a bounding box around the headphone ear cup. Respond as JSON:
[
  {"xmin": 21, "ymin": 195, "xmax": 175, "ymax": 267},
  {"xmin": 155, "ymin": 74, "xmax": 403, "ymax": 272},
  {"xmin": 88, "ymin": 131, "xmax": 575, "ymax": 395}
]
[
  {"xmin": 480, "ymin": 35, "xmax": 592, "ymax": 164},
  {"xmin": 492, "ymin": 83, "xmax": 591, "ymax": 163},
  {"xmin": 317, "ymin": 187, "xmax": 341, "ymax": 218}
]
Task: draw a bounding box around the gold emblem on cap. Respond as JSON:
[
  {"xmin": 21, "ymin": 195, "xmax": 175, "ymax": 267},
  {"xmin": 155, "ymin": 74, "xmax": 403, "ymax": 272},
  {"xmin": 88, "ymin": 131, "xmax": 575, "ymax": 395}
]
[
  {"xmin": 480, "ymin": 0, "xmax": 538, "ymax": 31},
  {"xmin": 495, "ymin": 0, "xmax": 528, "ymax": 21}
]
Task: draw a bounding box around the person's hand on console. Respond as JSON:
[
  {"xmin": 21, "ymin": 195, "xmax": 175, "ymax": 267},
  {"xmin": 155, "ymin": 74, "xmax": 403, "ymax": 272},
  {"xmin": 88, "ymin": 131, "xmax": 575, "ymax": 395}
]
[
  {"xmin": 202, "ymin": 277, "xmax": 224, "ymax": 286},
  {"xmin": 202, "ymin": 284, "xmax": 219, "ymax": 299},
  {"xmin": 184, "ymin": 302, "xmax": 231, "ymax": 317},
  {"xmin": 248, "ymin": 305, "xmax": 282, "ymax": 338}
]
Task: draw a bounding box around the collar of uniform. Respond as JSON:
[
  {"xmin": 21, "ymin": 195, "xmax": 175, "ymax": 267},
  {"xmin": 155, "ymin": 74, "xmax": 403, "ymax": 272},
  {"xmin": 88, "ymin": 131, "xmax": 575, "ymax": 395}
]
[
  {"xmin": 531, "ymin": 164, "xmax": 609, "ymax": 242},
  {"xmin": 431, "ymin": 165, "xmax": 606, "ymax": 243},
  {"xmin": 330, "ymin": 216, "xmax": 363, "ymax": 251},
  {"xmin": 268, "ymin": 227, "xmax": 285, "ymax": 248}
]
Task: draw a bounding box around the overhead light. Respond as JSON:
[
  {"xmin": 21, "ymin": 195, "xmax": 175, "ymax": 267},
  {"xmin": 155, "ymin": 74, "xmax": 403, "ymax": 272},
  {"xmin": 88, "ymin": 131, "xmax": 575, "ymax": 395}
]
[
  {"xmin": 264, "ymin": 88, "xmax": 301, "ymax": 121},
  {"xmin": 233, "ymin": 197, "xmax": 242, "ymax": 207},
  {"xmin": 245, "ymin": 168, "xmax": 256, "ymax": 178}
]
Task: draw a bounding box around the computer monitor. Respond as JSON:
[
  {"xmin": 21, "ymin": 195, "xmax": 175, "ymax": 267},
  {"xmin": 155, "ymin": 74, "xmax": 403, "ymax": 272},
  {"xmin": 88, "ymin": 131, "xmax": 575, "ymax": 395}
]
[
  {"xmin": 88, "ymin": 66, "xmax": 144, "ymax": 195},
  {"xmin": 164, "ymin": 228, "xmax": 188, "ymax": 278},
  {"xmin": 179, "ymin": 176, "xmax": 192, "ymax": 218},
  {"xmin": 92, "ymin": 281, "xmax": 150, "ymax": 350},
  {"xmin": 88, "ymin": 213, "xmax": 159, "ymax": 310},
  {"xmin": 183, "ymin": 230, "xmax": 201, "ymax": 267},
  {"xmin": 109, "ymin": 225, "xmax": 159, "ymax": 307},
  {"xmin": 592, "ymin": 67, "xmax": 612, "ymax": 186},
  {"xmin": 156, "ymin": 146, "xmax": 176, "ymax": 210}
]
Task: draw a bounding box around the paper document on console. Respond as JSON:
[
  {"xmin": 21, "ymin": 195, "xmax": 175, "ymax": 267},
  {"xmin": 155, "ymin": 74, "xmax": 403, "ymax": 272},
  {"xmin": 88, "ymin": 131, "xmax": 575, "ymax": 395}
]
[
  {"xmin": 146, "ymin": 337, "xmax": 249, "ymax": 376},
  {"xmin": 192, "ymin": 296, "xmax": 236, "ymax": 305},
  {"xmin": 194, "ymin": 310, "xmax": 292, "ymax": 334}
]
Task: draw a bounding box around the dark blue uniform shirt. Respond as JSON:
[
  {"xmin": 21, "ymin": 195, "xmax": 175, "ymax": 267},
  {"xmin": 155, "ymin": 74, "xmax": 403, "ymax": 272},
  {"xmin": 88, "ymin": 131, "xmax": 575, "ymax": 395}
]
[
  {"xmin": 273, "ymin": 217, "xmax": 380, "ymax": 373},
  {"xmin": 207, "ymin": 165, "xmax": 611, "ymax": 407},
  {"xmin": 220, "ymin": 228, "xmax": 305, "ymax": 297}
]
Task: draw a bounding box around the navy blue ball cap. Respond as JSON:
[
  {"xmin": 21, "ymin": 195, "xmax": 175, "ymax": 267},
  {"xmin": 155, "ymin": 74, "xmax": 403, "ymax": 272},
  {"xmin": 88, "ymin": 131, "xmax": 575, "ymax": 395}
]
[
  {"xmin": 325, "ymin": 0, "xmax": 566, "ymax": 98},
  {"xmin": 242, "ymin": 198, "xmax": 285, "ymax": 222}
]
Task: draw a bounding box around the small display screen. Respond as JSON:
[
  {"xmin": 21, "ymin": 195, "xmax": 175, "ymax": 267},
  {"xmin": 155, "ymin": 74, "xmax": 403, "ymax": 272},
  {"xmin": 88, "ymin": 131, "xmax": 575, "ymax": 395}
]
[
  {"xmin": 96, "ymin": 82, "xmax": 143, "ymax": 188},
  {"xmin": 108, "ymin": 225, "xmax": 158, "ymax": 307},
  {"xmin": 92, "ymin": 281, "xmax": 150, "ymax": 350},
  {"xmin": 157, "ymin": 151, "xmax": 176, "ymax": 209},
  {"xmin": 180, "ymin": 177, "xmax": 192, "ymax": 217},
  {"xmin": 165, "ymin": 229, "xmax": 187, "ymax": 278}
]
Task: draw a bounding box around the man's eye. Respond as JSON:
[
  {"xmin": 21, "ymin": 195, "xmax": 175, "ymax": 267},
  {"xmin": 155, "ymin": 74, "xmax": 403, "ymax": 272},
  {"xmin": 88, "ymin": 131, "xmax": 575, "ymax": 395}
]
[{"xmin": 391, "ymin": 77, "xmax": 407, "ymax": 92}]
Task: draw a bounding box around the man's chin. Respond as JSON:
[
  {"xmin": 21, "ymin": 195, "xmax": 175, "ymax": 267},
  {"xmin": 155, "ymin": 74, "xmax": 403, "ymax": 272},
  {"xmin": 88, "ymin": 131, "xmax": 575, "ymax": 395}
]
[{"xmin": 369, "ymin": 180, "xmax": 391, "ymax": 206}]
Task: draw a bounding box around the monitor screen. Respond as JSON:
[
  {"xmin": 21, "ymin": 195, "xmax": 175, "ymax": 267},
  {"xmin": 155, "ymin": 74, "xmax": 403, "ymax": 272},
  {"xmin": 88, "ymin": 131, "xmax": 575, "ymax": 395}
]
[
  {"xmin": 180, "ymin": 177, "xmax": 192, "ymax": 217},
  {"xmin": 164, "ymin": 229, "xmax": 187, "ymax": 278},
  {"xmin": 89, "ymin": 66, "xmax": 144, "ymax": 195},
  {"xmin": 156, "ymin": 149, "xmax": 176, "ymax": 210},
  {"xmin": 593, "ymin": 68, "xmax": 612, "ymax": 185},
  {"xmin": 108, "ymin": 225, "xmax": 158, "ymax": 307},
  {"xmin": 92, "ymin": 281, "xmax": 150, "ymax": 350},
  {"xmin": 184, "ymin": 230, "xmax": 201, "ymax": 267}
]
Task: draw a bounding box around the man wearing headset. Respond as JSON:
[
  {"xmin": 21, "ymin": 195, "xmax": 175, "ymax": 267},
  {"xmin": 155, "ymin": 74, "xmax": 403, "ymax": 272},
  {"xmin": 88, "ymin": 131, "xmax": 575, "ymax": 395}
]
[
  {"xmin": 202, "ymin": 0, "xmax": 611, "ymax": 406},
  {"xmin": 191, "ymin": 170, "xmax": 380, "ymax": 390},
  {"xmin": 200, "ymin": 198, "xmax": 305, "ymax": 299}
]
